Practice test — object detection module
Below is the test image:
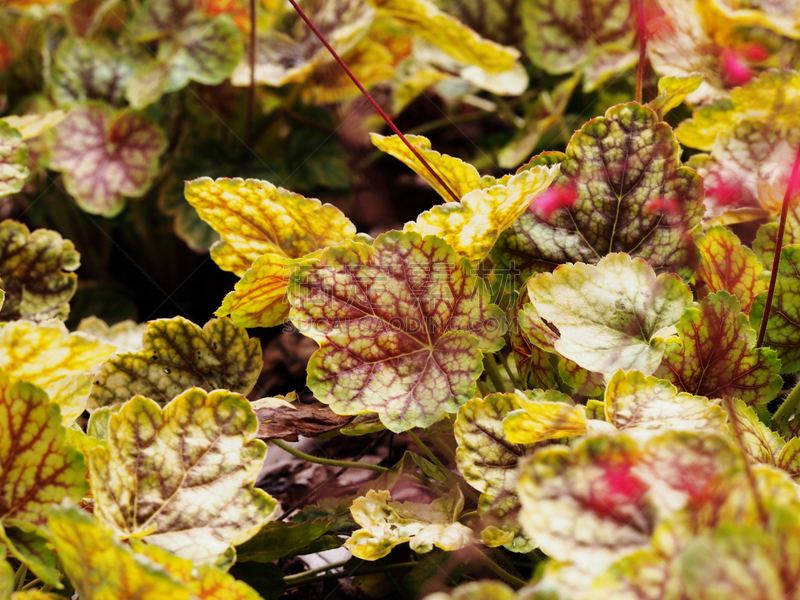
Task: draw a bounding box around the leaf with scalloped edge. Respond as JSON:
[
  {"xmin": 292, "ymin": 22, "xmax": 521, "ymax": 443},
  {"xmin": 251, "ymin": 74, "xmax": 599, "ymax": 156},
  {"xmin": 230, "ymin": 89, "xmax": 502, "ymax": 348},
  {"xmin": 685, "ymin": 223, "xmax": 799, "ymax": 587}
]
[
  {"xmin": 367, "ymin": 0, "xmax": 519, "ymax": 73},
  {"xmin": 676, "ymin": 70, "xmax": 800, "ymax": 151},
  {"xmin": 52, "ymin": 38, "xmax": 135, "ymax": 107},
  {"xmin": 289, "ymin": 231, "xmax": 504, "ymax": 432},
  {"xmin": 502, "ymin": 389, "xmax": 587, "ymax": 445},
  {"xmin": 87, "ymin": 316, "xmax": 262, "ymax": 410},
  {"xmin": 345, "ymin": 488, "xmax": 473, "ymax": 560},
  {"xmin": 657, "ymin": 292, "xmax": 782, "ymax": 405},
  {"xmin": 1, "ymin": 111, "xmax": 66, "ymax": 140},
  {"xmin": 371, "ymin": 134, "xmax": 482, "ymax": 201},
  {"xmin": 518, "ymin": 431, "xmax": 741, "ymax": 573},
  {"xmin": 750, "ymin": 246, "xmax": 800, "ymax": 374},
  {"xmin": 0, "ymin": 320, "xmax": 115, "ymax": 417},
  {"xmin": 0, "ymin": 220, "xmax": 80, "ymax": 322},
  {"xmin": 403, "ymin": 165, "xmax": 560, "ymax": 263},
  {"xmin": 185, "ymin": 177, "xmax": 356, "ymax": 276},
  {"xmin": 0, "ymin": 121, "xmax": 28, "ymax": 198},
  {"xmin": 77, "ymin": 316, "xmax": 147, "ymax": 356},
  {"xmin": 454, "ymin": 393, "xmax": 538, "ymax": 552},
  {"xmin": 687, "ymin": 120, "xmax": 800, "ymax": 225},
  {"xmin": 727, "ymin": 398, "xmax": 784, "ymax": 466},
  {"xmin": 90, "ymin": 388, "xmax": 277, "ymax": 563},
  {"xmin": 48, "ymin": 102, "xmax": 167, "ymax": 217},
  {"xmin": 493, "ymin": 103, "xmax": 704, "ymax": 283},
  {"xmin": 230, "ymin": 0, "xmax": 373, "ymax": 87},
  {"xmin": 696, "ymin": 226, "xmax": 768, "ymax": 314},
  {"xmin": 648, "ymin": 73, "xmax": 704, "ymax": 119},
  {"xmin": 527, "ymin": 253, "xmax": 692, "ymax": 376},
  {"xmin": 0, "ymin": 371, "xmax": 87, "ymax": 529},
  {"xmin": 520, "ymin": 0, "xmax": 633, "ymax": 76},
  {"xmin": 126, "ymin": 14, "xmax": 243, "ymax": 110},
  {"xmin": 49, "ymin": 506, "xmax": 189, "ymax": 600}
]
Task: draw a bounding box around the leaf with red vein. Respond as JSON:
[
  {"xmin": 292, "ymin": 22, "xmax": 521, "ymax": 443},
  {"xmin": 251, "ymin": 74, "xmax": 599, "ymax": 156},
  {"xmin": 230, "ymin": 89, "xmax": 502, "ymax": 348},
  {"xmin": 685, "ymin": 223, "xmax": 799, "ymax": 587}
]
[{"xmin": 656, "ymin": 291, "xmax": 782, "ymax": 405}]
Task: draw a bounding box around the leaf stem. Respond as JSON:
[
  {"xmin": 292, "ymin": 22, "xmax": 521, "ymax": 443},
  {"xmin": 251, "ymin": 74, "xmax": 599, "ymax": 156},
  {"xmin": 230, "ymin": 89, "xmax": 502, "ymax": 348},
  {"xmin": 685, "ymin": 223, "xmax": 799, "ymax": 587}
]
[
  {"xmin": 472, "ymin": 548, "xmax": 528, "ymax": 589},
  {"xmin": 757, "ymin": 143, "xmax": 800, "ymax": 347},
  {"xmin": 245, "ymin": 0, "xmax": 257, "ymax": 139},
  {"xmin": 20, "ymin": 578, "xmax": 41, "ymax": 591},
  {"xmin": 408, "ymin": 430, "xmax": 449, "ymax": 473},
  {"xmin": 635, "ymin": 0, "xmax": 647, "ymax": 103},
  {"xmin": 285, "ymin": 0, "xmax": 461, "ymax": 203},
  {"xmin": 772, "ymin": 380, "xmax": 800, "ymax": 426},
  {"xmin": 13, "ymin": 564, "xmax": 27, "ymax": 591},
  {"xmin": 498, "ymin": 352, "xmax": 524, "ymax": 389},
  {"xmin": 285, "ymin": 559, "xmax": 351, "ymax": 582},
  {"xmin": 477, "ymin": 379, "xmax": 490, "ymax": 396},
  {"xmin": 272, "ymin": 439, "xmax": 388, "ymax": 473},
  {"xmin": 483, "ymin": 354, "xmax": 509, "ymax": 393},
  {"xmin": 284, "ymin": 561, "xmax": 419, "ymax": 588}
]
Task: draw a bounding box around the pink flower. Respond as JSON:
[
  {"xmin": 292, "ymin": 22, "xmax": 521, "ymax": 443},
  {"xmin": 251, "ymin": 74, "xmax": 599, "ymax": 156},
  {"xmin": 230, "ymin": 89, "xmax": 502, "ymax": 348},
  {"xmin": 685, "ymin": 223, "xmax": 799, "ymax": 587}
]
[
  {"xmin": 720, "ymin": 49, "xmax": 754, "ymax": 88},
  {"xmin": 529, "ymin": 184, "xmax": 576, "ymax": 219}
]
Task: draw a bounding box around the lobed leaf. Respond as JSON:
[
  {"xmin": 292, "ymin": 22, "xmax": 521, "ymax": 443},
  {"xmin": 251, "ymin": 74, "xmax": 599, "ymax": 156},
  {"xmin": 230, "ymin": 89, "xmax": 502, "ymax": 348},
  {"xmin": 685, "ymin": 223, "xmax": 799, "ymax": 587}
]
[
  {"xmin": 344, "ymin": 489, "xmax": 473, "ymax": 560},
  {"xmin": 676, "ymin": 69, "xmax": 800, "ymax": 151},
  {"xmin": 288, "ymin": 231, "xmax": 504, "ymax": 432},
  {"xmin": 657, "ymin": 291, "xmax": 782, "ymax": 405},
  {"xmin": 48, "ymin": 102, "xmax": 167, "ymax": 217},
  {"xmin": 185, "ymin": 177, "xmax": 356, "ymax": 276},
  {"xmin": 527, "ymin": 253, "xmax": 693, "ymax": 376},
  {"xmin": 750, "ymin": 245, "xmax": 800, "ymax": 374},
  {"xmin": 52, "ymin": 38, "xmax": 135, "ymax": 107},
  {"xmin": 90, "ymin": 388, "xmax": 278, "ymax": 563},
  {"xmin": 493, "ymin": 103, "xmax": 704, "ymax": 282},
  {"xmin": 0, "ymin": 121, "xmax": 29, "ymax": 198},
  {"xmin": 696, "ymin": 226, "xmax": 768, "ymax": 314},
  {"xmin": 87, "ymin": 316, "xmax": 262, "ymax": 410},
  {"xmin": 0, "ymin": 220, "xmax": 80, "ymax": 322}
]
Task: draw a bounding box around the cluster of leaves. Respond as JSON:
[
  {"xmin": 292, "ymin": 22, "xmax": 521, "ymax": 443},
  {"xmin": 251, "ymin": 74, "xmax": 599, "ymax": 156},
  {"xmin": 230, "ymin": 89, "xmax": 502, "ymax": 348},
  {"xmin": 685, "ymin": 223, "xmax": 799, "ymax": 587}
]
[{"xmin": 3, "ymin": 0, "xmax": 800, "ymax": 598}]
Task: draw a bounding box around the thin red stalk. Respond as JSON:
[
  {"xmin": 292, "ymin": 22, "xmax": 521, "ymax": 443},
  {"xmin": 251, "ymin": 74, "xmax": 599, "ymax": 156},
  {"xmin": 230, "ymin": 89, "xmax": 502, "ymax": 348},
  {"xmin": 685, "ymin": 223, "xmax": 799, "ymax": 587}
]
[
  {"xmin": 635, "ymin": 0, "xmax": 646, "ymax": 103},
  {"xmin": 286, "ymin": 0, "xmax": 461, "ymax": 204},
  {"xmin": 245, "ymin": 0, "xmax": 257, "ymax": 138},
  {"xmin": 757, "ymin": 143, "xmax": 800, "ymax": 347}
]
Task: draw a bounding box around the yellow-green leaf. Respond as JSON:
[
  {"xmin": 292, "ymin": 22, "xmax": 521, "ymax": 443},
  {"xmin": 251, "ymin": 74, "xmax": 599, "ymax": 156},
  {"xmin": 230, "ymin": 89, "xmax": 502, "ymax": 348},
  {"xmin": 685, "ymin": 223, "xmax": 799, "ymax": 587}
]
[
  {"xmin": 344, "ymin": 489, "xmax": 473, "ymax": 560},
  {"xmin": 1, "ymin": 111, "xmax": 66, "ymax": 140},
  {"xmin": 648, "ymin": 73, "xmax": 704, "ymax": 119},
  {"xmin": 502, "ymin": 389, "xmax": 586, "ymax": 444},
  {"xmin": 76, "ymin": 316, "xmax": 147, "ymax": 355},
  {"xmin": 527, "ymin": 253, "xmax": 692, "ymax": 376},
  {"xmin": 89, "ymin": 388, "xmax": 277, "ymax": 563},
  {"xmin": 184, "ymin": 177, "xmax": 356, "ymax": 275},
  {"xmin": 87, "ymin": 316, "xmax": 262, "ymax": 410}
]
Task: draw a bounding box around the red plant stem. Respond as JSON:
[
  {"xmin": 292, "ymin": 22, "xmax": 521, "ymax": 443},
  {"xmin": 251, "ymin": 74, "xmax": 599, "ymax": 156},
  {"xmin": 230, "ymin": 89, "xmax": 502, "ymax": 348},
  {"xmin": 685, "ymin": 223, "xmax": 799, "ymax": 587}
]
[
  {"xmin": 757, "ymin": 143, "xmax": 800, "ymax": 347},
  {"xmin": 246, "ymin": 0, "xmax": 256, "ymax": 138},
  {"xmin": 285, "ymin": 0, "xmax": 462, "ymax": 204},
  {"xmin": 635, "ymin": 0, "xmax": 646, "ymax": 103}
]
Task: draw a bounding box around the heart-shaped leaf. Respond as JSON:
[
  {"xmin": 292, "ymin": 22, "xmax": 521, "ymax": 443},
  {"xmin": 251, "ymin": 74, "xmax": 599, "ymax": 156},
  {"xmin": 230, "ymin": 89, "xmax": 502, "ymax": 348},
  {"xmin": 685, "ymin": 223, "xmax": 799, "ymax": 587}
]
[
  {"xmin": 526, "ymin": 253, "xmax": 692, "ymax": 376},
  {"xmin": 493, "ymin": 103, "xmax": 704, "ymax": 283},
  {"xmin": 657, "ymin": 291, "xmax": 782, "ymax": 405},
  {"xmin": 90, "ymin": 388, "xmax": 277, "ymax": 562},
  {"xmin": 0, "ymin": 220, "xmax": 80, "ymax": 322},
  {"xmin": 288, "ymin": 231, "xmax": 504, "ymax": 432},
  {"xmin": 49, "ymin": 102, "xmax": 167, "ymax": 217},
  {"xmin": 87, "ymin": 316, "xmax": 262, "ymax": 410}
]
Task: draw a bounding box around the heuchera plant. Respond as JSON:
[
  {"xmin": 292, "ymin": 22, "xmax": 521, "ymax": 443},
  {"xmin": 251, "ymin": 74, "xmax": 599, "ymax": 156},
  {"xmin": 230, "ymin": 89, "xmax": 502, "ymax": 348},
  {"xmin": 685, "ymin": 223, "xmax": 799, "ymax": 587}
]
[{"xmin": 2, "ymin": 0, "xmax": 800, "ymax": 598}]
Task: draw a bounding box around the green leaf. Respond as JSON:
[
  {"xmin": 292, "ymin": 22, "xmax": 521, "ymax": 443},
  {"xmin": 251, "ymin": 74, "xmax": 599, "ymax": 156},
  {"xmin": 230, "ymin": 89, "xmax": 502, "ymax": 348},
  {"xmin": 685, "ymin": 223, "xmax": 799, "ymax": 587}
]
[
  {"xmin": 288, "ymin": 231, "xmax": 504, "ymax": 432},
  {"xmin": 235, "ymin": 520, "xmax": 333, "ymax": 562},
  {"xmin": 454, "ymin": 393, "xmax": 537, "ymax": 551},
  {"xmin": 344, "ymin": 489, "xmax": 473, "ymax": 560},
  {"xmin": 510, "ymin": 296, "xmax": 557, "ymax": 389},
  {"xmin": 648, "ymin": 73, "xmax": 704, "ymax": 119},
  {"xmin": 48, "ymin": 102, "xmax": 167, "ymax": 217},
  {"xmin": 656, "ymin": 291, "xmax": 782, "ymax": 405},
  {"xmin": 89, "ymin": 389, "xmax": 278, "ymax": 563},
  {"xmin": 0, "ymin": 220, "xmax": 80, "ymax": 322},
  {"xmin": 52, "ymin": 38, "xmax": 135, "ymax": 107},
  {"xmin": 687, "ymin": 120, "xmax": 800, "ymax": 224},
  {"xmin": 696, "ymin": 226, "xmax": 769, "ymax": 314},
  {"xmin": 527, "ymin": 253, "xmax": 693, "ymax": 376},
  {"xmin": 0, "ymin": 121, "xmax": 29, "ymax": 198},
  {"xmin": 520, "ymin": 0, "xmax": 633, "ymax": 75},
  {"xmin": 0, "ymin": 523, "xmax": 61, "ymax": 588},
  {"xmin": 753, "ymin": 196, "xmax": 800, "ymax": 265},
  {"xmin": 126, "ymin": 14, "xmax": 243, "ymax": 109},
  {"xmin": 87, "ymin": 316, "xmax": 262, "ymax": 410},
  {"xmin": 676, "ymin": 70, "xmax": 800, "ymax": 151},
  {"xmin": 750, "ymin": 245, "xmax": 800, "ymax": 374},
  {"xmin": 185, "ymin": 176, "xmax": 356, "ymax": 276},
  {"xmin": 0, "ymin": 371, "xmax": 87, "ymax": 527},
  {"xmin": 493, "ymin": 103, "xmax": 704, "ymax": 282}
]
